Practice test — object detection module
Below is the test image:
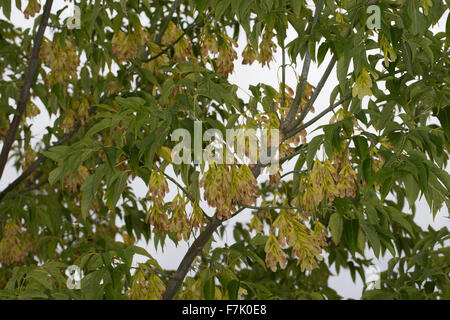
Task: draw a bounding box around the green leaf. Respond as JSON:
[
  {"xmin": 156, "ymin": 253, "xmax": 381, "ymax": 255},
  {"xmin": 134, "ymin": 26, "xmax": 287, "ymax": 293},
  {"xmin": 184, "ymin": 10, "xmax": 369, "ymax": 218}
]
[
  {"xmin": 48, "ymin": 167, "xmax": 63, "ymax": 185},
  {"xmin": 226, "ymin": 113, "xmax": 240, "ymax": 129},
  {"xmin": 387, "ymin": 207, "xmax": 414, "ymax": 235},
  {"xmin": 404, "ymin": 174, "xmax": 420, "ymax": 208},
  {"xmin": 29, "ymin": 269, "xmax": 53, "ymax": 290},
  {"xmin": 115, "ymin": 96, "xmax": 146, "ymax": 109},
  {"xmin": 329, "ymin": 212, "xmax": 343, "ymax": 245},
  {"xmin": 362, "ymin": 289, "xmax": 394, "ymax": 300},
  {"xmin": 337, "ymin": 49, "xmax": 351, "ymax": 92},
  {"xmin": 361, "ymin": 222, "xmax": 381, "ymax": 258},
  {"xmin": 306, "ymin": 135, "xmax": 323, "ymax": 170},
  {"xmin": 250, "ymin": 234, "xmax": 268, "ymax": 247},
  {"xmin": 2, "ymin": 0, "xmax": 11, "ymax": 20},
  {"xmin": 246, "ymin": 249, "xmax": 267, "ymax": 270},
  {"xmin": 215, "ymin": 0, "xmax": 230, "ymax": 20},
  {"xmin": 353, "ymin": 135, "xmax": 369, "ymax": 161},
  {"xmin": 435, "ymin": 106, "xmax": 450, "ymax": 140},
  {"xmin": 227, "ymin": 280, "xmax": 240, "ymax": 300},
  {"xmin": 41, "ymin": 146, "xmax": 72, "ymax": 162},
  {"xmin": 202, "ymin": 276, "xmax": 215, "ymax": 300},
  {"xmin": 86, "ymin": 118, "xmax": 112, "ymax": 137},
  {"xmin": 80, "ymin": 165, "xmax": 107, "ymax": 219},
  {"xmin": 81, "ymin": 270, "xmax": 106, "ymax": 300},
  {"xmin": 406, "ymin": 0, "xmax": 427, "ymax": 35},
  {"xmin": 292, "ymin": 0, "xmax": 303, "ymax": 17},
  {"xmin": 106, "ymin": 171, "xmax": 128, "ymax": 209}
]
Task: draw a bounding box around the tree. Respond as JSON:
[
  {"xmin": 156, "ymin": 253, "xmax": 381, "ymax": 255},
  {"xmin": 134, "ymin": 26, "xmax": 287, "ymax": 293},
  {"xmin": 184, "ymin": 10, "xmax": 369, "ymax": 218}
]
[{"xmin": 0, "ymin": 0, "xmax": 449, "ymax": 300}]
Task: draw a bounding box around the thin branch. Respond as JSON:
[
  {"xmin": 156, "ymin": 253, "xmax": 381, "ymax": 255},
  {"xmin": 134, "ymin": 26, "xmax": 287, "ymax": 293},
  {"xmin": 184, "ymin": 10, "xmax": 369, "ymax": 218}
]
[
  {"xmin": 157, "ymin": 167, "xmax": 195, "ymax": 203},
  {"xmin": 0, "ymin": 0, "xmax": 53, "ymax": 181},
  {"xmin": 279, "ymin": 170, "xmax": 306, "ymax": 179},
  {"xmin": 286, "ymin": 56, "xmax": 337, "ymax": 132},
  {"xmin": 155, "ymin": 0, "xmax": 182, "ymax": 44},
  {"xmin": 142, "ymin": 18, "xmax": 200, "ymax": 63},
  {"xmin": 286, "ymin": 21, "xmax": 354, "ymax": 132},
  {"xmin": 284, "ymin": 95, "xmax": 352, "ymax": 140},
  {"xmin": 0, "ymin": 133, "xmax": 70, "ymax": 202},
  {"xmin": 278, "ymin": 144, "xmax": 308, "ymax": 164},
  {"xmin": 239, "ymin": 204, "xmax": 304, "ymax": 212},
  {"xmin": 280, "ymin": 0, "xmax": 324, "ymax": 130},
  {"xmin": 155, "ymin": 167, "xmax": 212, "ymax": 223}
]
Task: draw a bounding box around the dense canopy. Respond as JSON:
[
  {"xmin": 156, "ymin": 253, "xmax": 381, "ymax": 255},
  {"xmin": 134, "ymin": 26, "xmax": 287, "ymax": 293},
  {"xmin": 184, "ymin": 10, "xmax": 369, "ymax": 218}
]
[{"xmin": 0, "ymin": 0, "xmax": 449, "ymax": 300}]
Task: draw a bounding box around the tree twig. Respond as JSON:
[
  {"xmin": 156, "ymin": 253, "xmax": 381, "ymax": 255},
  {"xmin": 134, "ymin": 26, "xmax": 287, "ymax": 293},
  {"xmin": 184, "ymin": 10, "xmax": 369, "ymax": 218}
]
[
  {"xmin": 239, "ymin": 204, "xmax": 304, "ymax": 212},
  {"xmin": 280, "ymin": 0, "xmax": 324, "ymax": 131},
  {"xmin": 0, "ymin": 0, "xmax": 53, "ymax": 181},
  {"xmin": 155, "ymin": 0, "xmax": 182, "ymax": 44},
  {"xmin": 284, "ymin": 95, "xmax": 352, "ymax": 140},
  {"xmin": 286, "ymin": 20, "xmax": 354, "ymax": 132},
  {"xmin": 156, "ymin": 167, "xmax": 212, "ymax": 222},
  {"xmin": 0, "ymin": 126, "xmax": 78, "ymax": 202}
]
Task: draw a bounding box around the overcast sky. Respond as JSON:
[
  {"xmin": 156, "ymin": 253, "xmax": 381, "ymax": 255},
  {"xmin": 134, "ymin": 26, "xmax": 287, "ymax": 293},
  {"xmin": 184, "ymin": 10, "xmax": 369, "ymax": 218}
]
[{"xmin": 1, "ymin": 0, "xmax": 448, "ymax": 299}]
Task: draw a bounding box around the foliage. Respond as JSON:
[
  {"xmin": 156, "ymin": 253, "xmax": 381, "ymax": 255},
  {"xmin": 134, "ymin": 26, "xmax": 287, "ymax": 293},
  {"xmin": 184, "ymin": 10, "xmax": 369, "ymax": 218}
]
[{"xmin": 0, "ymin": 0, "xmax": 449, "ymax": 300}]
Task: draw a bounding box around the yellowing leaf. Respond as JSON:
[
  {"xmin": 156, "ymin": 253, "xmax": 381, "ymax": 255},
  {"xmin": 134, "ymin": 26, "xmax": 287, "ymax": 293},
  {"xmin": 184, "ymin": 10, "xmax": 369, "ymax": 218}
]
[
  {"xmin": 157, "ymin": 146, "xmax": 173, "ymax": 163},
  {"xmin": 352, "ymin": 68, "xmax": 373, "ymax": 100},
  {"xmin": 420, "ymin": 0, "xmax": 433, "ymax": 16}
]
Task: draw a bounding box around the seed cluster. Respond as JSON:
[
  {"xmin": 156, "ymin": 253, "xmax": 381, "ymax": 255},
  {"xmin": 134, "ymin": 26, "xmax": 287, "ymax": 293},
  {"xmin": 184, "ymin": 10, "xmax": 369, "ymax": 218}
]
[
  {"xmin": 112, "ymin": 26, "xmax": 151, "ymax": 63},
  {"xmin": 265, "ymin": 211, "xmax": 327, "ymax": 272},
  {"xmin": 200, "ymin": 164, "xmax": 258, "ymax": 220},
  {"xmin": 127, "ymin": 264, "xmax": 165, "ymax": 300},
  {"xmin": 40, "ymin": 39, "xmax": 80, "ymax": 87},
  {"xmin": 0, "ymin": 221, "xmax": 34, "ymax": 265}
]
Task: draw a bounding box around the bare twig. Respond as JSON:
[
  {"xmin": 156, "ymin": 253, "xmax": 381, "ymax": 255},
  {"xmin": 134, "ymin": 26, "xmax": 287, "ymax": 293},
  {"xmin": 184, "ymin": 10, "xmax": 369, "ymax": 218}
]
[
  {"xmin": 286, "ymin": 56, "xmax": 337, "ymax": 132},
  {"xmin": 286, "ymin": 21, "xmax": 354, "ymax": 133},
  {"xmin": 284, "ymin": 95, "xmax": 352, "ymax": 140},
  {"xmin": 156, "ymin": 167, "xmax": 212, "ymax": 222},
  {"xmin": 143, "ymin": 18, "xmax": 200, "ymax": 63},
  {"xmin": 157, "ymin": 167, "xmax": 195, "ymax": 202},
  {"xmin": 280, "ymin": 0, "xmax": 324, "ymax": 131},
  {"xmin": 0, "ymin": 0, "xmax": 53, "ymax": 180}
]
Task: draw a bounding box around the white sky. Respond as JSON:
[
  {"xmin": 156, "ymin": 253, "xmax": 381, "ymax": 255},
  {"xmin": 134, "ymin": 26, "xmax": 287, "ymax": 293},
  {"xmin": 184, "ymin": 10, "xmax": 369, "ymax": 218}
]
[{"xmin": 1, "ymin": 0, "xmax": 448, "ymax": 299}]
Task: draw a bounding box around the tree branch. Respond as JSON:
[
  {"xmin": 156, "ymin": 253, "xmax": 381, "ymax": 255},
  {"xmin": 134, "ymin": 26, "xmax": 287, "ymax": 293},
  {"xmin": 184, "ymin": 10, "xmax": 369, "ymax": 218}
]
[
  {"xmin": 156, "ymin": 167, "xmax": 212, "ymax": 222},
  {"xmin": 284, "ymin": 95, "xmax": 352, "ymax": 140},
  {"xmin": 286, "ymin": 21, "xmax": 354, "ymax": 133},
  {"xmin": 0, "ymin": 0, "xmax": 53, "ymax": 181},
  {"xmin": 0, "ymin": 19, "xmax": 201, "ymax": 201},
  {"xmin": 143, "ymin": 17, "xmax": 200, "ymax": 63},
  {"xmin": 161, "ymin": 142, "xmax": 308, "ymax": 299},
  {"xmin": 280, "ymin": 0, "xmax": 324, "ymax": 131},
  {"xmin": 155, "ymin": 0, "xmax": 182, "ymax": 44},
  {"xmin": 162, "ymin": 214, "xmax": 222, "ymax": 300},
  {"xmin": 239, "ymin": 204, "xmax": 304, "ymax": 212},
  {"xmin": 0, "ymin": 122, "xmax": 80, "ymax": 202},
  {"xmin": 286, "ymin": 56, "xmax": 337, "ymax": 132}
]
